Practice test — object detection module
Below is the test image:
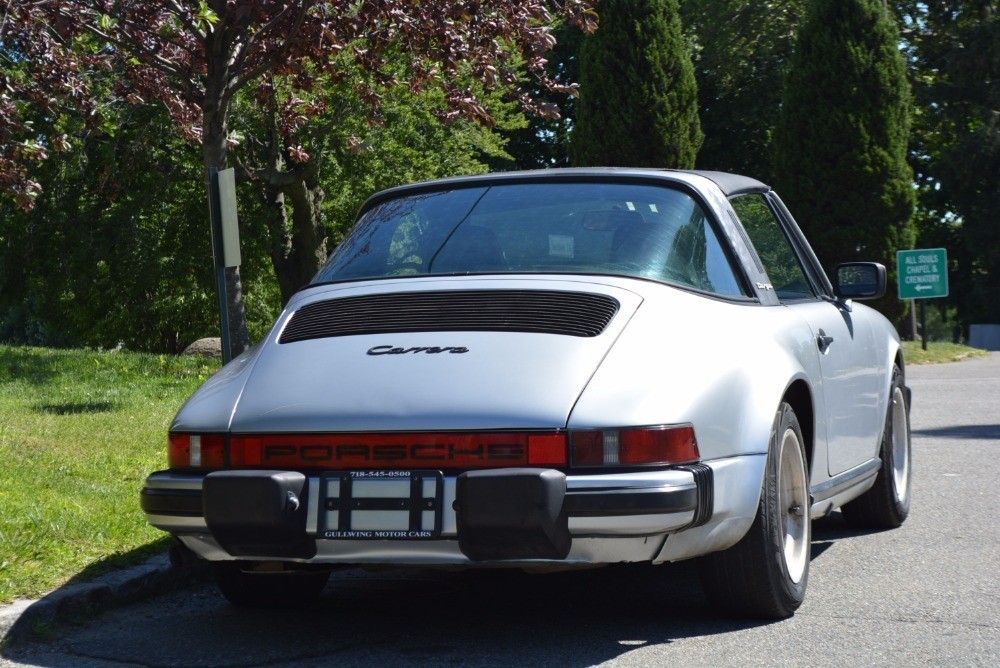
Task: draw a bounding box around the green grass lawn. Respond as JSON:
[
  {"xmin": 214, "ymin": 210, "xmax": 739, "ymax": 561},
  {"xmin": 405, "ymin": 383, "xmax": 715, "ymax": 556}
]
[
  {"xmin": 902, "ymin": 340, "xmax": 989, "ymax": 365},
  {"xmin": 0, "ymin": 346, "xmax": 219, "ymax": 604}
]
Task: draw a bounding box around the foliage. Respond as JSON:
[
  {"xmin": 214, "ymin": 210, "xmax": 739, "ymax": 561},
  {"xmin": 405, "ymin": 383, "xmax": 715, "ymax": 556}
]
[
  {"xmin": 229, "ymin": 53, "xmax": 527, "ymax": 304},
  {"xmin": 3, "ymin": 1, "xmax": 997, "ymax": 351},
  {"xmin": 772, "ymin": 0, "xmax": 915, "ymax": 323},
  {"xmin": 681, "ymin": 0, "xmax": 808, "ymax": 181},
  {"xmin": 2, "ymin": 1, "xmax": 598, "ymax": 355},
  {"xmin": 0, "ymin": 54, "xmax": 520, "ymax": 351},
  {"xmin": 0, "ymin": 102, "xmax": 280, "ymax": 352},
  {"xmin": 316, "ymin": 86, "xmax": 522, "ymax": 245},
  {"xmin": 571, "ymin": 0, "xmax": 703, "ymax": 168},
  {"xmin": 1, "ymin": 1, "xmax": 597, "ymax": 207},
  {"xmin": 234, "ymin": 73, "xmax": 522, "ymax": 302},
  {"xmin": 492, "ymin": 19, "xmax": 585, "ymax": 170},
  {"xmin": 0, "ymin": 345, "xmax": 219, "ymax": 603},
  {"xmin": 898, "ymin": 1, "xmax": 1000, "ymax": 331},
  {"xmin": 0, "ymin": 75, "xmax": 515, "ymax": 351}
]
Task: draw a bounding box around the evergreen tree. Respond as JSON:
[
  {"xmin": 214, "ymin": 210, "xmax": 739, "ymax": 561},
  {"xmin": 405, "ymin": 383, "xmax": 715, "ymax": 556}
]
[
  {"xmin": 571, "ymin": 0, "xmax": 703, "ymax": 168},
  {"xmin": 773, "ymin": 0, "xmax": 914, "ymax": 323},
  {"xmin": 681, "ymin": 0, "xmax": 808, "ymax": 181}
]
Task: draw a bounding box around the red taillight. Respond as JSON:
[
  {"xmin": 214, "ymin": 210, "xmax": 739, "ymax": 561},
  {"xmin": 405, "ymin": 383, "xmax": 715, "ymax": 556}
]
[
  {"xmin": 228, "ymin": 432, "xmax": 570, "ymax": 470},
  {"xmin": 168, "ymin": 433, "xmax": 226, "ymax": 468},
  {"xmin": 527, "ymin": 434, "xmax": 569, "ymax": 466},
  {"xmin": 570, "ymin": 425, "xmax": 699, "ymax": 467}
]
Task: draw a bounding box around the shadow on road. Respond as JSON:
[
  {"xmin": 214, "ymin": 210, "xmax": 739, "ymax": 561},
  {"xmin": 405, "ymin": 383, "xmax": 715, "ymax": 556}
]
[
  {"xmin": 810, "ymin": 510, "xmax": 894, "ymax": 564},
  {"xmin": 3, "ymin": 557, "xmax": 793, "ymax": 667},
  {"xmin": 2, "ymin": 516, "xmax": 881, "ymax": 668},
  {"xmin": 912, "ymin": 424, "xmax": 1000, "ymax": 440}
]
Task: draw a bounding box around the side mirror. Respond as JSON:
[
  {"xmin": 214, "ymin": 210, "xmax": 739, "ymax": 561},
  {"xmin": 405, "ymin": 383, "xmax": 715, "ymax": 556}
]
[{"xmin": 834, "ymin": 262, "xmax": 886, "ymax": 300}]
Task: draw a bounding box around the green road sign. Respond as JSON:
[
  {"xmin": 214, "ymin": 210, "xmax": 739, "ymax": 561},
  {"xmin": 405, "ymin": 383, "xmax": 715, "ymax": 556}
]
[{"xmin": 897, "ymin": 248, "xmax": 948, "ymax": 299}]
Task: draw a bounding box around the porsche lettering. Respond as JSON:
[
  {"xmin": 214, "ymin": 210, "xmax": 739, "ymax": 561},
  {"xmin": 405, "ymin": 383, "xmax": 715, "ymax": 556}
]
[{"xmin": 261, "ymin": 442, "xmax": 524, "ymax": 463}]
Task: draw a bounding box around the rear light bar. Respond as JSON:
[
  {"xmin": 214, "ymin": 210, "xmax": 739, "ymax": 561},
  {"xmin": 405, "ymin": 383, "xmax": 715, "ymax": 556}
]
[{"xmin": 166, "ymin": 425, "xmax": 698, "ymax": 470}]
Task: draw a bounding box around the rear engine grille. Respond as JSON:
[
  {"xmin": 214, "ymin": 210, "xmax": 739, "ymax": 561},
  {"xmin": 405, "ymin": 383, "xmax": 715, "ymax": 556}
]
[{"xmin": 278, "ymin": 290, "xmax": 620, "ymax": 343}]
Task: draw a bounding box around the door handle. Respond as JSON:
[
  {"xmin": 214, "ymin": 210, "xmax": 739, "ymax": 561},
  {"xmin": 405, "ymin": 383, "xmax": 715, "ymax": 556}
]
[{"xmin": 817, "ymin": 330, "xmax": 834, "ymax": 353}]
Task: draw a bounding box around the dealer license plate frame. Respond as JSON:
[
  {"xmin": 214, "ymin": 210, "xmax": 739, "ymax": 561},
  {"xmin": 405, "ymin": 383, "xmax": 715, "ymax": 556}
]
[{"xmin": 319, "ymin": 470, "xmax": 443, "ymax": 539}]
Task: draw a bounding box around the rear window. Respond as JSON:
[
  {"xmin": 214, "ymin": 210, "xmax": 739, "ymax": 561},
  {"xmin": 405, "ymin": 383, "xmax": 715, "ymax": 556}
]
[{"xmin": 314, "ymin": 182, "xmax": 747, "ymax": 296}]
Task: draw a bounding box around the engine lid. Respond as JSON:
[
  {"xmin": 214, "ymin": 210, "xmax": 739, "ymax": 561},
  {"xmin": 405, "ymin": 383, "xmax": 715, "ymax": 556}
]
[{"xmin": 227, "ymin": 278, "xmax": 643, "ymax": 433}]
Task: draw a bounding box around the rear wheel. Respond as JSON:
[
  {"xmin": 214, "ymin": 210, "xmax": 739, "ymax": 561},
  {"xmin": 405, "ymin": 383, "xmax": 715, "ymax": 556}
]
[
  {"xmin": 841, "ymin": 365, "xmax": 911, "ymax": 528},
  {"xmin": 699, "ymin": 403, "xmax": 811, "ymax": 619},
  {"xmin": 212, "ymin": 561, "xmax": 330, "ymax": 608}
]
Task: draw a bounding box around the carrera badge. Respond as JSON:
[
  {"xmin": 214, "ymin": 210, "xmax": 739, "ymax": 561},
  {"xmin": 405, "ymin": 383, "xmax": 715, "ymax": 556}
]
[{"xmin": 367, "ymin": 345, "xmax": 469, "ymax": 356}]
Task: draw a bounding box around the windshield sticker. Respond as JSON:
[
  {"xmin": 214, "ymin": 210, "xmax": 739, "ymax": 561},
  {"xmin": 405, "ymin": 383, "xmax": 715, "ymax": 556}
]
[{"xmin": 549, "ymin": 234, "xmax": 575, "ymax": 258}]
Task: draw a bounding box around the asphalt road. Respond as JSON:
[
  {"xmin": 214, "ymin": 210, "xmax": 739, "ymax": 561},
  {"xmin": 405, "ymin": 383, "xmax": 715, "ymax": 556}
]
[{"xmin": 2, "ymin": 354, "xmax": 997, "ymax": 667}]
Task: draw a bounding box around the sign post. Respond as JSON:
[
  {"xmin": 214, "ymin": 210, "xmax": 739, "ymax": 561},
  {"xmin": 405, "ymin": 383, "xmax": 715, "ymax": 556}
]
[
  {"xmin": 208, "ymin": 167, "xmax": 242, "ymax": 363},
  {"xmin": 897, "ymin": 248, "xmax": 948, "ymax": 351}
]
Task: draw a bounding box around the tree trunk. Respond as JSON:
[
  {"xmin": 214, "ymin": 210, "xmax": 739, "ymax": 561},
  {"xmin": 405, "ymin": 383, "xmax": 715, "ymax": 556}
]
[
  {"xmin": 256, "ymin": 113, "xmax": 329, "ymax": 305},
  {"xmin": 260, "ymin": 167, "xmax": 329, "ymax": 305},
  {"xmin": 203, "ymin": 41, "xmax": 251, "ymax": 357},
  {"xmin": 276, "ymin": 163, "xmax": 328, "ymax": 304}
]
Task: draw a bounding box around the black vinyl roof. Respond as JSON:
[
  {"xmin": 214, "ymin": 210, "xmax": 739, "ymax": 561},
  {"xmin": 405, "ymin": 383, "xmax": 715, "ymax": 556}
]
[
  {"xmin": 678, "ymin": 170, "xmax": 770, "ymax": 197},
  {"xmin": 360, "ymin": 167, "xmax": 771, "ymax": 214}
]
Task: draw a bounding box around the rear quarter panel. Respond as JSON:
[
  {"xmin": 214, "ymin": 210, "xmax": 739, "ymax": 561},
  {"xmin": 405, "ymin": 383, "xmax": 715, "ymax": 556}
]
[{"xmin": 569, "ymin": 286, "xmax": 824, "ymax": 465}]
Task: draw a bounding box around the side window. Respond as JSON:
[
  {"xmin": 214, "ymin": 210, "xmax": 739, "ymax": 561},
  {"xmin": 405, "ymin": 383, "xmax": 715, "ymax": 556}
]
[
  {"xmin": 730, "ymin": 194, "xmax": 815, "ymax": 301},
  {"xmin": 603, "ymin": 203, "xmax": 746, "ymax": 296},
  {"xmin": 699, "ymin": 216, "xmax": 746, "ymax": 297}
]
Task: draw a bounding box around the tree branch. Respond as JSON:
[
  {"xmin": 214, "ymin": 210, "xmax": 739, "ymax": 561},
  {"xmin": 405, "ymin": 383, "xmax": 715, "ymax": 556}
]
[
  {"xmin": 50, "ymin": 7, "xmax": 191, "ymax": 83},
  {"xmin": 231, "ymin": 0, "xmax": 313, "ymax": 95},
  {"xmin": 163, "ymin": 0, "xmax": 207, "ymax": 43},
  {"xmin": 238, "ymin": 0, "xmax": 305, "ymax": 57},
  {"xmin": 113, "ymin": 14, "xmax": 201, "ymax": 59}
]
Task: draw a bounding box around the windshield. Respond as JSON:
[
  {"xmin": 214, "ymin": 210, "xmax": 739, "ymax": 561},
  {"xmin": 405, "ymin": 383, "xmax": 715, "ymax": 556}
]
[{"xmin": 314, "ymin": 182, "xmax": 747, "ymax": 296}]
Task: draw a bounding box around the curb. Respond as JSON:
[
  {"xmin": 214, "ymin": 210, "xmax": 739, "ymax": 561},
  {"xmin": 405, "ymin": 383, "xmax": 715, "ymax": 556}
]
[{"xmin": 0, "ymin": 553, "xmax": 210, "ymax": 647}]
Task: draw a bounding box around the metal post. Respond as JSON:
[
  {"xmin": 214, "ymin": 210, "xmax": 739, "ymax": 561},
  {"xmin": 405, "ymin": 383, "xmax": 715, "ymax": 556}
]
[
  {"xmin": 208, "ymin": 167, "xmax": 233, "ymax": 363},
  {"xmin": 920, "ymin": 299, "xmax": 928, "ymax": 351}
]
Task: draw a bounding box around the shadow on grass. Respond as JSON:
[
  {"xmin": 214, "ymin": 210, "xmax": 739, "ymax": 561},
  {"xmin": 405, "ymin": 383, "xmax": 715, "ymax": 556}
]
[
  {"xmin": 34, "ymin": 401, "xmax": 118, "ymax": 415},
  {"xmin": 0, "ymin": 347, "xmax": 64, "ymax": 386},
  {"xmin": 66, "ymin": 537, "xmax": 173, "ymax": 586}
]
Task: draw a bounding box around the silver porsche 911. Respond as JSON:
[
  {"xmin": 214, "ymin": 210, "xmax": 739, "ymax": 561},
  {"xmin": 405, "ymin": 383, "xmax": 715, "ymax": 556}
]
[{"xmin": 141, "ymin": 169, "xmax": 911, "ymax": 619}]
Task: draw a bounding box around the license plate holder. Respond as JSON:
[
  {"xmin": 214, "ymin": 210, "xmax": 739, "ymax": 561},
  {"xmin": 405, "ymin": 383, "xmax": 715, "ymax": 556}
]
[{"xmin": 319, "ymin": 471, "xmax": 443, "ymax": 539}]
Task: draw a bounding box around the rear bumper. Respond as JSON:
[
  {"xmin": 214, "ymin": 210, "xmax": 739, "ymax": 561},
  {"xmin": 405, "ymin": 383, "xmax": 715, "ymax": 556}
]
[{"xmin": 141, "ymin": 463, "xmax": 728, "ymax": 564}]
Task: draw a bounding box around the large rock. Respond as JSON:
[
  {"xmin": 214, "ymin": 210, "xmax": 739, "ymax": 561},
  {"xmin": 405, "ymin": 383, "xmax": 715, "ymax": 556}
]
[{"xmin": 182, "ymin": 337, "xmax": 223, "ymax": 360}]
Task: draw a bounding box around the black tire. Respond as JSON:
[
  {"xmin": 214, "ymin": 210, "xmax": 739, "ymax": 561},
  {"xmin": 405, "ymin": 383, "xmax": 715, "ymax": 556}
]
[
  {"xmin": 212, "ymin": 561, "xmax": 330, "ymax": 608},
  {"xmin": 699, "ymin": 403, "xmax": 811, "ymax": 619},
  {"xmin": 841, "ymin": 365, "xmax": 911, "ymax": 529}
]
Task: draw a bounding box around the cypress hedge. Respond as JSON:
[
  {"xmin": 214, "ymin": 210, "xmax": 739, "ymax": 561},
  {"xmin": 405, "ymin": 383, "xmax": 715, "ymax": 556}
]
[
  {"xmin": 773, "ymin": 0, "xmax": 914, "ymax": 323},
  {"xmin": 572, "ymin": 0, "xmax": 702, "ymax": 168}
]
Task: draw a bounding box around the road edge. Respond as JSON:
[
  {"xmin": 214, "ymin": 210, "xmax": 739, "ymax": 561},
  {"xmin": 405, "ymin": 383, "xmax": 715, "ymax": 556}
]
[{"xmin": 0, "ymin": 553, "xmax": 209, "ymax": 647}]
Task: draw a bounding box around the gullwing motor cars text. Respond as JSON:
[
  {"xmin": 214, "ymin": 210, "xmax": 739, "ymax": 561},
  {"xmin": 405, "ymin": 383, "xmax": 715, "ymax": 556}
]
[{"xmin": 141, "ymin": 169, "xmax": 911, "ymax": 618}]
